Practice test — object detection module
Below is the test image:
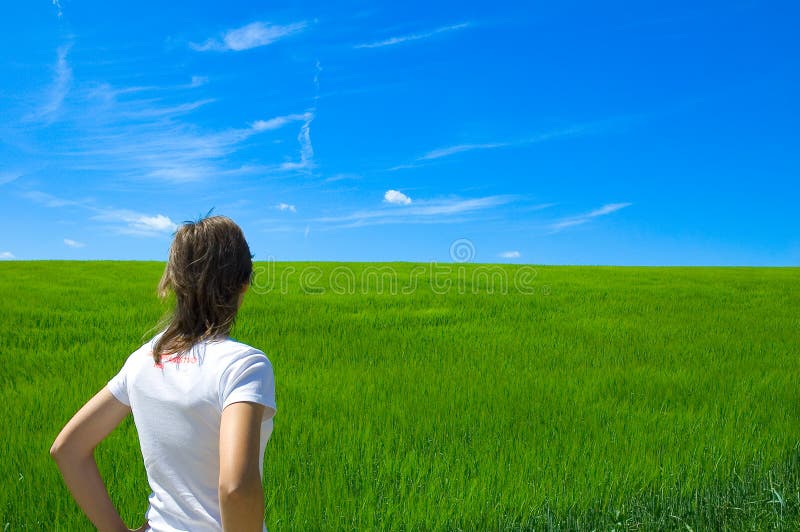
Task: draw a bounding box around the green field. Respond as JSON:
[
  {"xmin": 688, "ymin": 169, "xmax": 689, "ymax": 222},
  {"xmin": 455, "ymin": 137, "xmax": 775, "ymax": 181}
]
[{"xmin": 1, "ymin": 261, "xmax": 798, "ymax": 530}]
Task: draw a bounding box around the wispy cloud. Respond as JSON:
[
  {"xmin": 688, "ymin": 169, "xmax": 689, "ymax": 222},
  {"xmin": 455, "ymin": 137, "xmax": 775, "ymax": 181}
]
[
  {"xmin": 57, "ymin": 99, "xmax": 313, "ymax": 182},
  {"xmin": 0, "ymin": 251, "xmax": 15, "ymax": 260},
  {"xmin": 423, "ymin": 125, "xmax": 587, "ymax": 161},
  {"xmin": 404, "ymin": 196, "xmax": 518, "ymax": 216},
  {"xmin": 419, "ymin": 142, "xmax": 509, "ymax": 161},
  {"xmin": 276, "ymin": 202, "xmax": 296, "ymax": 213},
  {"xmin": 64, "ymin": 238, "xmax": 85, "ymax": 248},
  {"xmin": 499, "ymin": 250, "xmax": 521, "ymax": 258},
  {"xmin": 278, "ymin": 61, "xmax": 321, "ymax": 173},
  {"xmin": 0, "ymin": 171, "xmax": 23, "ymax": 185},
  {"xmin": 278, "ymin": 111, "xmax": 315, "ymax": 172},
  {"xmin": 549, "ymin": 203, "xmax": 632, "ymax": 232},
  {"xmin": 56, "ymin": 62, "xmax": 324, "ymax": 182},
  {"xmin": 324, "ymin": 173, "xmax": 361, "ymax": 183},
  {"xmin": 190, "ymin": 75, "xmax": 208, "ymax": 88},
  {"xmin": 384, "ymin": 189, "xmax": 412, "ymax": 205},
  {"xmin": 252, "ymin": 112, "xmax": 309, "ymax": 131},
  {"xmin": 28, "ymin": 45, "xmax": 72, "ymax": 123},
  {"xmin": 313, "ymin": 194, "xmax": 521, "ymax": 229},
  {"xmin": 23, "ymin": 189, "xmax": 179, "ymax": 238},
  {"xmin": 22, "ymin": 190, "xmax": 83, "ymax": 207},
  {"xmin": 313, "ymin": 58, "xmax": 321, "ymax": 95},
  {"xmin": 389, "ymin": 124, "xmax": 590, "ymax": 171},
  {"xmin": 16, "ymin": 41, "xmax": 321, "ymax": 185},
  {"xmin": 51, "ymin": 0, "xmax": 63, "ymax": 18},
  {"xmin": 191, "ymin": 21, "xmax": 307, "ymax": 52},
  {"xmin": 280, "ymin": 59, "xmax": 322, "ymax": 173},
  {"xmin": 63, "ymin": 125, "xmax": 259, "ymax": 183},
  {"xmin": 117, "ymin": 98, "xmax": 217, "ymax": 119},
  {"xmin": 355, "ymin": 22, "xmax": 470, "ymax": 49},
  {"xmin": 386, "ymin": 162, "xmax": 424, "ymax": 172}
]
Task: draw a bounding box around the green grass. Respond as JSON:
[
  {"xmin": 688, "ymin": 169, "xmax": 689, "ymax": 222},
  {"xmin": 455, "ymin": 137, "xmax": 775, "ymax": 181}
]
[{"xmin": 1, "ymin": 261, "xmax": 798, "ymax": 530}]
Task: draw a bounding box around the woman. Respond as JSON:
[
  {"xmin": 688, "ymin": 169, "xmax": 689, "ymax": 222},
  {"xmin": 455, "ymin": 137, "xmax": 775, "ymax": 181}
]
[{"xmin": 50, "ymin": 215, "xmax": 277, "ymax": 532}]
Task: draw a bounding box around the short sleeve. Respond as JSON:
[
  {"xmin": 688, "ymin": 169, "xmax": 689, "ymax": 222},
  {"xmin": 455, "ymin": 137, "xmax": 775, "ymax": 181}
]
[
  {"xmin": 107, "ymin": 358, "xmax": 131, "ymax": 406},
  {"xmin": 220, "ymin": 351, "xmax": 276, "ymax": 420}
]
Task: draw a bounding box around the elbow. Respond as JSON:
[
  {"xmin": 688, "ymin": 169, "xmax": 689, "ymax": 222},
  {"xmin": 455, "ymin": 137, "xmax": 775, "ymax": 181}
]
[
  {"xmin": 49, "ymin": 436, "xmax": 83, "ymax": 463},
  {"xmin": 49, "ymin": 439, "xmax": 63, "ymax": 461},
  {"xmin": 218, "ymin": 476, "xmax": 263, "ymax": 503}
]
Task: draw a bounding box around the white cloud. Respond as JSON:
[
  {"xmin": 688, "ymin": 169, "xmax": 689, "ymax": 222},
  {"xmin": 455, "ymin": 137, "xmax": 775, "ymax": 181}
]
[
  {"xmin": 22, "ymin": 189, "xmax": 180, "ymax": 238},
  {"xmin": 499, "ymin": 251, "xmax": 521, "ymax": 258},
  {"xmin": 252, "ymin": 112, "xmax": 308, "ymax": 131},
  {"xmin": 355, "ymin": 22, "xmax": 470, "ymax": 49},
  {"xmin": 64, "ymin": 238, "xmax": 85, "ymax": 248},
  {"xmin": 276, "ymin": 203, "xmax": 296, "ymax": 213},
  {"xmin": 304, "ymin": 225, "xmax": 310, "ymax": 238},
  {"xmin": 190, "ymin": 75, "xmax": 209, "ymax": 88},
  {"xmin": 93, "ymin": 210, "xmax": 178, "ymax": 237},
  {"xmin": 52, "ymin": 0, "xmax": 62, "ymax": 18},
  {"xmin": 384, "ymin": 190, "xmax": 412, "ymax": 205},
  {"xmin": 549, "ymin": 202, "xmax": 632, "ymax": 232},
  {"xmin": 130, "ymin": 214, "xmax": 177, "ymax": 233},
  {"xmin": 191, "ymin": 21, "xmax": 307, "ymax": 52},
  {"xmin": 0, "ymin": 251, "xmax": 15, "ymax": 260}
]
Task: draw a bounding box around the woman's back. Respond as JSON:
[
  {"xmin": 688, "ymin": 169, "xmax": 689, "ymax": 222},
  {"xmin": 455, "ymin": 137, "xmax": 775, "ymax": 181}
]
[
  {"xmin": 108, "ymin": 333, "xmax": 276, "ymax": 531},
  {"xmin": 52, "ymin": 215, "xmax": 273, "ymax": 531}
]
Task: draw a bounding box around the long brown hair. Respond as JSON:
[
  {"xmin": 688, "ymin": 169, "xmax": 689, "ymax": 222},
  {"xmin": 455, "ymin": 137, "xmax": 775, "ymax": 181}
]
[{"xmin": 152, "ymin": 215, "xmax": 253, "ymax": 364}]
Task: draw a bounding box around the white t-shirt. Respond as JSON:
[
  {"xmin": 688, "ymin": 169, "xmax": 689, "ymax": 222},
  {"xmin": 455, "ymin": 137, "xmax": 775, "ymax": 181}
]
[{"xmin": 107, "ymin": 332, "xmax": 276, "ymax": 532}]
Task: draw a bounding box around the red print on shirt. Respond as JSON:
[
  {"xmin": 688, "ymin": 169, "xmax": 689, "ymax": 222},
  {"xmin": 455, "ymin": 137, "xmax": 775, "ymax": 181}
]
[{"xmin": 155, "ymin": 353, "xmax": 198, "ymax": 369}]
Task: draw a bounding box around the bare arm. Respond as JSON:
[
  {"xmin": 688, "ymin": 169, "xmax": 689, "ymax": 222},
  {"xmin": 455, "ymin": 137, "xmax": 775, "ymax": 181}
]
[
  {"xmin": 218, "ymin": 401, "xmax": 266, "ymax": 532},
  {"xmin": 50, "ymin": 387, "xmax": 146, "ymax": 532}
]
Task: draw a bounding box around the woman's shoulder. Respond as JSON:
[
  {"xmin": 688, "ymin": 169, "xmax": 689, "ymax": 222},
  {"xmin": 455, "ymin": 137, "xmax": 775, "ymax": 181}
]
[
  {"xmin": 203, "ymin": 338, "xmax": 273, "ymax": 384},
  {"xmin": 208, "ymin": 336, "xmax": 271, "ymax": 363},
  {"xmin": 109, "ymin": 332, "xmax": 162, "ymax": 373}
]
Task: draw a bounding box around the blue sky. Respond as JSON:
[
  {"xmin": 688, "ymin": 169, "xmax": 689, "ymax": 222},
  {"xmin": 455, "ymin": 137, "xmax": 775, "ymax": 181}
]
[{"xmin": 0, "ymin": 1, "xmax": 797, "ymax": 265}]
